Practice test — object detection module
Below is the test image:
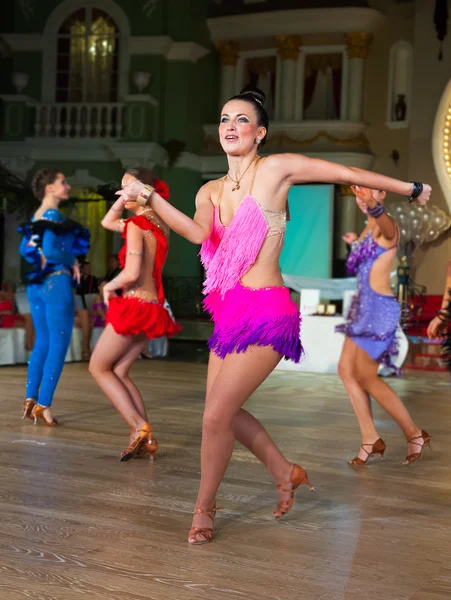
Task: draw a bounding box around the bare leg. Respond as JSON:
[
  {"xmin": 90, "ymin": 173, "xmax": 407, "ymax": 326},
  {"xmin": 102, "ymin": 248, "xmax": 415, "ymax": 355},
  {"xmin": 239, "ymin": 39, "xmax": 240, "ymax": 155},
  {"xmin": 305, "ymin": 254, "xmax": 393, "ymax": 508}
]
[
  {"xmin": 338, "ymin": 338, "xmax": 380, "ymax": 462},
  {"xmin": 89, "ymin": 324, "xmax": 146, "ymax": 431},
  {"xmin": 191, "ymin": 346, "xmax": 298, "ymax": 539},
  {"xmin": 113, "ymin": 334, "xmax": 149, "ymax": 423},
  {"xmin": 207, "ymin": 352, "xmax": 292, "ymax": 480},
  {"xmin": 353, "ymin": 344, "xmax": 424, "ymax": 459}
]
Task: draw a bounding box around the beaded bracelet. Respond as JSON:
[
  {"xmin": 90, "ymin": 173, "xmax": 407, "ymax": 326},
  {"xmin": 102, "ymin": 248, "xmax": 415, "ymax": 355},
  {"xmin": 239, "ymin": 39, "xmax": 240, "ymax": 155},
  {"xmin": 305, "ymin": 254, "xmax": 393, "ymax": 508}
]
[{"xmin": 367, "ymin": 202, "xmax": 385, "ymax": 218}]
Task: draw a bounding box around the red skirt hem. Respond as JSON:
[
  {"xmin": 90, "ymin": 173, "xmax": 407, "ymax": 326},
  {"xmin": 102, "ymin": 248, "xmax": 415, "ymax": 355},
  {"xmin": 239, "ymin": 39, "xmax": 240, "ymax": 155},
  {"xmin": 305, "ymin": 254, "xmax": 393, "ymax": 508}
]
[{"xmin": 106, "ymin": 296, "xmax": 181, "ymax": 339}]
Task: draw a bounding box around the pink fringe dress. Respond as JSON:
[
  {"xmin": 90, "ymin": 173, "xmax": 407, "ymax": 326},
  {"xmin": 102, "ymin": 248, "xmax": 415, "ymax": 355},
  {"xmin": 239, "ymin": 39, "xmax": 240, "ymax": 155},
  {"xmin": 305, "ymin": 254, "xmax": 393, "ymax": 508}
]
[{"xmin": 200, "ymin": 169, "xmax": 303, "ymax": 363}]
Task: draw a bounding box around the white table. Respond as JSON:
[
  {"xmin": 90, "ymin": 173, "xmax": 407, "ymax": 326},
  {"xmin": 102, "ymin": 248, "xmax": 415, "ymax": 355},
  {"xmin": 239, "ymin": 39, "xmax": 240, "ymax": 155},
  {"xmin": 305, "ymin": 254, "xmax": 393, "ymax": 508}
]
[
  {"xmin": 276, "ymin": 315, "xmax": 345, "ymax": 374},
  {"xmin": 276, "ymin": 316, "xmax": 408, "ymax": 375}
]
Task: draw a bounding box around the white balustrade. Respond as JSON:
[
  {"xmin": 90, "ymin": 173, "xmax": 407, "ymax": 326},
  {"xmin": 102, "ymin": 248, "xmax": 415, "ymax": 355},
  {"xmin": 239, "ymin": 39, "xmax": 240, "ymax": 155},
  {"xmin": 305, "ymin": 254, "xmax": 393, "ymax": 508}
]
[{"xmin": 32, "ymin": 103, "xmax": 125, "ymax": 139}]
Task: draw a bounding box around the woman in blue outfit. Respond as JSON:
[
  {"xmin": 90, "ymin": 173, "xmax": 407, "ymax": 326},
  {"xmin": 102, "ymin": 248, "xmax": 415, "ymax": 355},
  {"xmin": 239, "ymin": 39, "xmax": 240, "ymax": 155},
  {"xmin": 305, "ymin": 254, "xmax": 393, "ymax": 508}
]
[
  {"xmin": 337, "ymin": 185, "xmax": 430, "ymax": 466},
  {"xmin": 18, "ymin": 169, "xmax": 90, "ymax": 425}
]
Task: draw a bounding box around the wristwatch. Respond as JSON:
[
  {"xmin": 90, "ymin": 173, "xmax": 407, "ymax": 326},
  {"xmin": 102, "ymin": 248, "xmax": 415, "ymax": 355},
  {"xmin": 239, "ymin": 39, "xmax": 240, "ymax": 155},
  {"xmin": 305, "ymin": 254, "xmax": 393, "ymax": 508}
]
[{"xmin": 136, "ymin": 185, "xmax": 155, "ymax": 206}]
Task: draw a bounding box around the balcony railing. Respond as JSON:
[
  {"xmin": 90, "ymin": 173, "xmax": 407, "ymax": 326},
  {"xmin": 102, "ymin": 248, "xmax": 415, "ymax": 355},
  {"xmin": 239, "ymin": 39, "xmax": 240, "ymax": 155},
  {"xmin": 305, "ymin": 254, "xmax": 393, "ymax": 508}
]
[{"xmin": 32, "ymin": 103, "xmax": 125, "ymax": 139}]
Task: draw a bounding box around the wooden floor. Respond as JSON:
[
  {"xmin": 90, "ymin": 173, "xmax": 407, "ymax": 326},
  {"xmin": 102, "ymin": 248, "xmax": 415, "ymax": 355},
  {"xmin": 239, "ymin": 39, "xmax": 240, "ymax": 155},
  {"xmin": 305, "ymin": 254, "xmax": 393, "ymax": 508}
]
[{"xmin": 0, "ymin": 359, "xmax": 450, "ymax": 600}]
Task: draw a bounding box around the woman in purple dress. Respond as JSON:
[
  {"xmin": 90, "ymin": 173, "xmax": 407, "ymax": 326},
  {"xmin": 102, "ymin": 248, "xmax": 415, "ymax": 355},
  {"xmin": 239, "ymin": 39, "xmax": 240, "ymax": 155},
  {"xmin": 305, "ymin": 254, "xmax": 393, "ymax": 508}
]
[{"xmin": 337, "ymin": 185, "xmax": 430, "ymax": 466}]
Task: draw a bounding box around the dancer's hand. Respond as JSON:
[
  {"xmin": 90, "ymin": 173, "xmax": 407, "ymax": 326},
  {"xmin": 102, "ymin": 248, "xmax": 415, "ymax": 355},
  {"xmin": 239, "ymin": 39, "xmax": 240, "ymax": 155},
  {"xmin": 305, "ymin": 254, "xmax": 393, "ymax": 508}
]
[
  {"xmin": 115, "ymin": 180, "xmax": 145, "ymax": 203},
  {"xmin": 72, "ymin": 261, "xmax": 81, "ymax": 284},
  {"xmin": 427, "ymin": 315, "xmax": 447, "ymax": 340},
  {"xmin": 342, "ymin": 232, "xmax": 358, "ymax": 245},
  {"xmin": 350, "ymin": 185, "xmax": 374, "ymax": 205},
  {"xmin": 415, "ymin": 184, "xmax": 432, "ymax": 206},
  {"xmin": 103, "ymin": 281, "xmax": 117, "ymax": 306}
]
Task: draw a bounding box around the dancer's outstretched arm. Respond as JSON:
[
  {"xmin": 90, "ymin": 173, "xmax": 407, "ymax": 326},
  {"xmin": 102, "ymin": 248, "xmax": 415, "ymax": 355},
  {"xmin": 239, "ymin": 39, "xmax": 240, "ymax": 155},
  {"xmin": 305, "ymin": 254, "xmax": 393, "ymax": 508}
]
[
  {"xmin": 267, "ymin": 154, "xmax": 432, "ymax": 205},
  {"xmin": 116, "ymin": 180, "xmax": 215, "ymax": 244},
  {"xmin": 427, "ymin": 258, "xmax": 451, "ymax": 339}
]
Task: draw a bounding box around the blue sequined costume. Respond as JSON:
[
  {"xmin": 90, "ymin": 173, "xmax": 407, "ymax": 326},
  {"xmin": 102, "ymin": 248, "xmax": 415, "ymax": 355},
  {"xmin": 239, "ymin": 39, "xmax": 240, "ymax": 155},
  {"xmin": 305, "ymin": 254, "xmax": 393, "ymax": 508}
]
[
  {"xmin": 336, "ymin": 231, "xmax": 401, "ymax": 374},
  {"xmin": 18, "ymin": 209, "xmax": 90, "ymax": 406}
]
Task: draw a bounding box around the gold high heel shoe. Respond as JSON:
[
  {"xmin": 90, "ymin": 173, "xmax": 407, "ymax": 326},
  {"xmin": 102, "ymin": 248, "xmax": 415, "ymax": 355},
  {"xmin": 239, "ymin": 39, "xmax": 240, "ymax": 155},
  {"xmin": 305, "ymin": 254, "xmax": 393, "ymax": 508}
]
[
  {"xmin": 22, "ymin": 398, "xmax": 36, "ymax": 421},
  {"xmin": 349, "ymin": 438, "xmax": 386, "ymax": 466},
  {"xmin": 120, "ymin": 423, "xmax": 158, "ymax": 462},
  {"xmin": 134, "ymin": 438, "xmax": 159, "ymax": 460},
  {"xmin": 31, "ymin": 404, "xmax": 58, "ymax": 426},
  {"xmin": 403, "ymin": 430, "xmax": 432, "ymax": 465},
  {"xmin": 274, "ymin": 464, "xmax": 315, "ymax": 519},
  {"xmin": 188, "ymin": 506, "xmax": 223, "ymax": 545}
]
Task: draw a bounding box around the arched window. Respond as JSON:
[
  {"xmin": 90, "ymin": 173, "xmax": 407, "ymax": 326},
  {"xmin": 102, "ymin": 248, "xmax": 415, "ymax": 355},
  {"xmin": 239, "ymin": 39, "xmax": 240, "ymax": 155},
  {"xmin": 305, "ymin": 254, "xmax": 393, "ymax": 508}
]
[{"xmin": 56, "ymin": 7, "xmax": 119, "ymax": 102}]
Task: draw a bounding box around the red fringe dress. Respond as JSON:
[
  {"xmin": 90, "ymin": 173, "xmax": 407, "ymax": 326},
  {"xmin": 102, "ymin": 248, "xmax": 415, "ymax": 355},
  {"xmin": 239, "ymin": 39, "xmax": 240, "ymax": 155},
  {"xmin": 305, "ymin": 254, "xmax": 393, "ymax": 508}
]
[{"xmin": 106, "ymin": 213, "xmax": 181, "ymax": 340}]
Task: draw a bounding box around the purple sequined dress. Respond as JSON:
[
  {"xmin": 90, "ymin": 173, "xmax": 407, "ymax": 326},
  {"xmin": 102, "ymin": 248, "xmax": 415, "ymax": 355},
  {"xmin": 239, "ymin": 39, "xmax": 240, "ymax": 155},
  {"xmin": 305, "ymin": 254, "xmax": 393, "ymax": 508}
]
[{"xmin": 336, "ymin": 231, "xmax": 401, "ymax": 373}]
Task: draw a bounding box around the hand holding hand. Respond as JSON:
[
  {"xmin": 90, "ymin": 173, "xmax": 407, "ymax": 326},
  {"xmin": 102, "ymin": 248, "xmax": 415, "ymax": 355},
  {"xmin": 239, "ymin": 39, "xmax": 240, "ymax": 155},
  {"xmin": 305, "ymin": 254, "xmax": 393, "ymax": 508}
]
[{"xmin": 115, "ymin": 180, "xmax": 145, "ymax": 203}]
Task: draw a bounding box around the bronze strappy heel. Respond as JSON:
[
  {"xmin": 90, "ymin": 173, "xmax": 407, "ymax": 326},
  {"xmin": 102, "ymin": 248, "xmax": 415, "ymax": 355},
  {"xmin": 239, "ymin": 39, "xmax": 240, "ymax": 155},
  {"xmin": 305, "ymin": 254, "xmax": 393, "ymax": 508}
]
[
  {"xmin": 274, "ymin": 464, "xmax": 315, "ymax": 519},
  {"xmin": 31, "ymin": 404, "xmax": 58, "ymax": 426},
  {"xmin": 22, "ymin": 398, "xmax": 36, "ymax": 421},
  {"xmin": 403, "ymin": 430, "xmax": 431, "ymax": 466},
  {"xmin": 120, "ymin": 423, "xmax": 158, "ymax": 462},
  {"xmin": 349, "ymin": 438, "xmax": 386, "ymax": 466},
  {"xmin": 188, "ymin": 506, "xmax": 223, "ymax": 545},
  {"xmin": 134, "ymin": 438, "xmax": 159, "ymax": 460}
]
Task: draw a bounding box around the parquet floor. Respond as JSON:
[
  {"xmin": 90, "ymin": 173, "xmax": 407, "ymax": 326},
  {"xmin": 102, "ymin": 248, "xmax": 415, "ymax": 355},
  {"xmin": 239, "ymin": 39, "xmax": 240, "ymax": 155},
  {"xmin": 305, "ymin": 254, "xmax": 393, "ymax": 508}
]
[{"xmin": 0, "ymin": 359, "xmax": 450, "ymax": 600}]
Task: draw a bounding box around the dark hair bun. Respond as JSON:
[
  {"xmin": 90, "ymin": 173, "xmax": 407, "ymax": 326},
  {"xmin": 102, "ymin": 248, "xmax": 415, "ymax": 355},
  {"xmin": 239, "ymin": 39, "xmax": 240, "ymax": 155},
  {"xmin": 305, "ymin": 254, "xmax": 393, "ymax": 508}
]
[{"xmin": 239, "ymin": 86, "xmax": 266, "ymax": 107}]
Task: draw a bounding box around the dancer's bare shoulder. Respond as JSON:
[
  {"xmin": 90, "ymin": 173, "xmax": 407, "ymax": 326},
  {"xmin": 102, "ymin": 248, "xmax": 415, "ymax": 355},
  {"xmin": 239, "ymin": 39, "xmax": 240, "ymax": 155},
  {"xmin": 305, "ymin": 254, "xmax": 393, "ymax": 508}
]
[{"xmin": 196, "ymin": 177, "xmax": 225, "ymax": 209}]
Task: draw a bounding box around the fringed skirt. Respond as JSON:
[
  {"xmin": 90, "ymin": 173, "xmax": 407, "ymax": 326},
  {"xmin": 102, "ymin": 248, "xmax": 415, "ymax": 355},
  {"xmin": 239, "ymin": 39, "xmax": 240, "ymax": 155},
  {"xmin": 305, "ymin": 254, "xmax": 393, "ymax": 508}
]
[
  {"xmin": 107, "ymin": 296, "xmax": 181, "ymax": 340},
  {"xmin": 204, "ymin": 282, "xmax": 303, "ymax": 362},
  {"xmin": 336, "ymin": 290, "xmax": 401, "ymax": 374}
]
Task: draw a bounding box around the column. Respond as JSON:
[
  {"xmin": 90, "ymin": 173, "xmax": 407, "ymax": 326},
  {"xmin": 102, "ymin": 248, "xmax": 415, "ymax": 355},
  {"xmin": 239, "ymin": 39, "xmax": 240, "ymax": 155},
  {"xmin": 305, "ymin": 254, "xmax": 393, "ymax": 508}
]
[
  {"xmin": 276, "ymin": 35, "xmax": 301, "ymax": 121},
  {"xmin": 215, "ymin": 41, "xmax": 240, "ymax": 107},
  {"xmin": 335, "ymin": 185, "xmax": 358, "ymax": 261},
  {"xmin": 345, "ymin": 33, "xmax": 372, "ymax": 122}
]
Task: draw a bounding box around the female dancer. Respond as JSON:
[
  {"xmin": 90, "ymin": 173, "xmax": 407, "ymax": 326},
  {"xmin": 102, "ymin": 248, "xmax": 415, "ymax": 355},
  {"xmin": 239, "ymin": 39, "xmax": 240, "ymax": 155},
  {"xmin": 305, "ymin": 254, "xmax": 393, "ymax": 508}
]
[
  {"xmin": 116, "ymin": 87, "xmax": 431, "ymax": 544},
  {"xmin": 337, "ymin": 185, "xmax": 430, "ymax": 466},
  {"xmin": 89, "ymin": 168, "xmax": 180, "ymax": 461},
  {"xmin": 427, "ymin": 257, "xmax": 451, "ymax": 369},
  {"xmin": 19, "ymin": 168, "xmax": 90, "ymax": 425}
]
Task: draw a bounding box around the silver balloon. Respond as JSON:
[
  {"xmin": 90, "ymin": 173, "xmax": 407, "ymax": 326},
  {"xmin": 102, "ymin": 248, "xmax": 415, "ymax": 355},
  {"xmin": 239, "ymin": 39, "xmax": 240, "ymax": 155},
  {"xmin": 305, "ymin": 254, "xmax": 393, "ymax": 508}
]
[
  {"xmin": 413, "ymin": 232, "xmax": 424, "ymax": 245},
  {"xmin": 411, "ymin": 218, "xmax": 421, "ymax": 231},
  {"xmin": 426, "ymin": 229, "xmax": 439, "ymax": 242}
]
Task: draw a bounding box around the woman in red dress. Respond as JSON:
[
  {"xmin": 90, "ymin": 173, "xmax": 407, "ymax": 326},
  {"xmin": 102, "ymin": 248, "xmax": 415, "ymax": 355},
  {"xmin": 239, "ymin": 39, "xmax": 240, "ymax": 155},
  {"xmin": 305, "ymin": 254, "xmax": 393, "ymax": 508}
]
[{"xmin": 89, "ymin": 168, "xmax": 180, "ymax": 460}]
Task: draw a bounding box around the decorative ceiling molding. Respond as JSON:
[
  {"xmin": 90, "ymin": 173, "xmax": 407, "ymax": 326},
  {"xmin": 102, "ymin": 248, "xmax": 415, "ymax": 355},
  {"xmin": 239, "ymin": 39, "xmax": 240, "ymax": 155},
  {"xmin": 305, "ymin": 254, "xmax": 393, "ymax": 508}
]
[
  {"xmin": 1, "ymin": 34, "xmax": 43, "ymax": 52},
  {"xmin": 0, "ymin": 140, "xmax": 168, "ymax": 169},
  {"xmin": 208, "ymin": 7, "xmax": 384, "ymax": 41},
  {"xmin": 130, "ymin": 37, "xmax": 210, "ymax": 62},
  {"xmin": 4, "ymin": 33, "xmax": 210, "ymax": 62}
]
